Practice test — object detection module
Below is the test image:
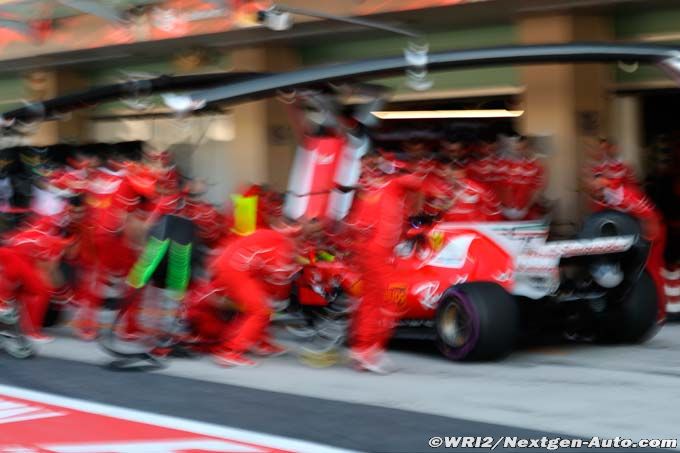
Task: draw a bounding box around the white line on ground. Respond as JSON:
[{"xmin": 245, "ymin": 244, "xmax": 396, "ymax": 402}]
[
  {"xmin": 0, "ymin": 384, "xmax": 358, "ymax": 453},
  {"xmin": 23, "ymin": 325, "xmax": 680, "ymax": 445}
]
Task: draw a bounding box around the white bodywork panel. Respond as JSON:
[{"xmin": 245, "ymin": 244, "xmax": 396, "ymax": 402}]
[{"xmin": 432, "ymin": 220, "xmax": 635, "ymax": 299}]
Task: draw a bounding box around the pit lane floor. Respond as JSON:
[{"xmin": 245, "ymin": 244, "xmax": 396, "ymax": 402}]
[{"xmin": 1, "ymin": 323, "xmax": 680, "ymax": 452}]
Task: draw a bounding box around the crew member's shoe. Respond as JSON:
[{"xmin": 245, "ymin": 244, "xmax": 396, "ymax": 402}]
[
  {"xmin": 26, "ymin": 333, "xmax": 55, "ymax": 344},
  {"xmin": 119, "ymin": 330, "xmax": 143, "ymax": 341},
  {"xmin": 349, "ymin": 346, "xmax": 395, "ymax": 375},
  {"xmin": 150, "ymin": 347, "xmax": 172, "ymax": 358},
  {"xmin": 0, "ymin": 300, "xmax": 17, "ymax": 324},
  {"xmin": 73, "ymin": 307, "xmax": 98, "ymax": 341},
  {"xmin": 213, "ymin": 350, "xmax": 258, "ymax": 367},
  {"xmin": 74, "ymin": 325, "xmax": 98, "ymax": 341},
  {"xmin": 250, "ymin": 340, "xmax": 287, "ymax": 357},
  {"xmin": 119, "ymin": 317, "xmax": 143, "ymax": 342},
  {"xmin": 285, "ymin": 324, "xmax": 317, "ymax": 338}
]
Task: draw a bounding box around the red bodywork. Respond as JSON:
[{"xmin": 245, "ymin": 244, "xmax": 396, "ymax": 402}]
[{"xmin": 297, "ymin": 225, "xmax": 514, "ymax": 321}]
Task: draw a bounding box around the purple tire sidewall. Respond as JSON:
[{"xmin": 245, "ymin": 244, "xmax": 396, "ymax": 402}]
[{"xmin": 437, "ymin": 287, "xmax": 481, "ymax": 360}]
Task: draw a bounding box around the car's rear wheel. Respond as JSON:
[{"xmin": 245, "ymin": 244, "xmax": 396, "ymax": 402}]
[
  {"xmin": 598, "ymin": 271, "xmax": 659, "ymax": 343},
  {"xmin": 435, "ymin": 283, "xmax": 519, "ymax": 361}
]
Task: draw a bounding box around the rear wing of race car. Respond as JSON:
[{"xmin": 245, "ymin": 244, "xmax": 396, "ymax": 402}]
[
  {"xmin": 514, "ymin": 235, "xmax": 638, "ymax": 299},
  {"xmin": 536, "ymin": 236, "xmax": 636, "ymax": 258}
]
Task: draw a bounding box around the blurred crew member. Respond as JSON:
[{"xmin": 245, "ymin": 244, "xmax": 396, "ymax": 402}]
[
  {"xmin": 441, "ymin": 137, "xmax": 468, "ymax": 166},
  {"xmin": 467, "ymin": 139, "xmax": 505, "ymax": 196},
  {"xmin": 0, "ymin": 216, "xmax": 71, "ymax": 342},
  {"xmin": 207, "ymin": 224, "xmax": 300, "ymax": 367},
  {"xmin": 501, "ymin": 136, "xmax": 546, "ymax": 220},
  {"xmin": 347, "ymin": 154, "xmax": 424, "ymax": 373},
  {"xmin": 440, "ymin": 159, "xmax": 502, "ymax": 222},
  {"xmin": 145, "ymin": 149, "xmax": 180, "ymax": 195},
  {"xmin": 588, "ymin": 139, "xmax": 636, "ymax": 187},
  {"xmin": 73, "ymin": 163, "xmax": 157, "ymax": 340},
  {"xmin": 182, "ymin": 182, "xmax": 225, "ymax": 249}
]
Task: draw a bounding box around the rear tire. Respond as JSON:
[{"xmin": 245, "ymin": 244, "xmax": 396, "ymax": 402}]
[
  {"xmin": 435, "ymin": 283, "xmax": 519, "ymax": 361},
  {"xmin": 598, "ymin": 271, "xmax": 658, "ymax": 343}
]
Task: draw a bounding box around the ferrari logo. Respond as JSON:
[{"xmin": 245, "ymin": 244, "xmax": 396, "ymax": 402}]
[
  {"xmin": 429, "ymin": 231, "xmax": 445, "ymax": 251},
  {"xmin": 386, "ymin": 283, "xmax": 408, "ymax": 307}
]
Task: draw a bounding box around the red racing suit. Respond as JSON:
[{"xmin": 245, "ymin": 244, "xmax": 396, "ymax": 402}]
[
  {"xmin": 0, "ymin": 223, "xmax": 70, "ymax": 335},
  {"xmin": 467, "ymin": 154, "xmax": 501, "ymax": 190},
  {"xmin": 347, "ymin": 173, "xmax": 423, "ymax": 352},
  {"xmin": 75, "ymin": 164, "xmax": 157, "ymax": 334},
  {"xmin": 589, "ymin": 157, "xmax": 637, "ymax": 186},
  {"xmin": 441, "ymin": 177, "xmax": 503, "ymax": 222},
  {"xmin": 204, "ymin": 229, "xmax": 299, "ymax": 352},
  {"xmin": 594, "ymin": 183, "xmax": 666, "ymax": 318},
  {"xmin": 182, "ymin": 200, "xmax": 225, "ymax": 248},
  {"xmin": 501, "ymin": 156, "xmax": 545, "ymax": 220}
]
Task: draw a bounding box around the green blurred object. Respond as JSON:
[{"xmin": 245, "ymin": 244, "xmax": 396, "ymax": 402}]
[
  {"xmin": 127, "ymin": 237, "xmax": 170, "ymax": 289},
  {"xmin": 317, "ymin": 250, "xmax": 335, "ymax": 262},
  {"xmin": 127, "ymin": 214, "xmax": 196, "ymax": 296}
]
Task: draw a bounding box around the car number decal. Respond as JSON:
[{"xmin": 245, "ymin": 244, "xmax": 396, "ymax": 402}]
[{"xmin": 386, "ymin": 283, "xmax": 408, "ymax": 307}]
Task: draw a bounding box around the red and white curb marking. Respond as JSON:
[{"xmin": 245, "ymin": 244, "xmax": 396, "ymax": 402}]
[
  {"xmin": 663, "ymin": 267, "xmax": 680, "ymax": 314},
  {"xmin": 0, "ymin": 384, "xmax": 355, "ymax": 453}
]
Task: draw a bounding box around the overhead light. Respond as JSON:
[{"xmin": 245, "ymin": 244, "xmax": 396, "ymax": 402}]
[
  {"xmin": 162, "ymin": 93, "xmax": 206, "ymax": 113},
  {"xmin": 371, "ymin": 109, "xmax": 525, "ymax": 120}
]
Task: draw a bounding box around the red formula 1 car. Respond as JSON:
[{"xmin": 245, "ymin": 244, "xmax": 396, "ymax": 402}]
[
  {"xmin": 274, "ymin": 112, "xmax": 659, "ymax": 361},
  {"xmin": 290, "ymin": 200, "xmax": 657, "ymax": 361}
]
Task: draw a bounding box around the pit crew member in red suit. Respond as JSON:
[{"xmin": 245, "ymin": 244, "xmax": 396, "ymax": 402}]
[
  {"xmin": 467, "ymin": 140, "xmax": 507, "ymax": 200},
  {"xmin": 73, "ymin": 163, "xmax": 157, "ymax": 340},
  {"xmin": 145, "ymin": 149, "xmax": 180, "ymax": 195},
  {"xmin": 346, "ymin": 153, "xmax": 424, "ymax": 373},
  {"xmin": 587, "ymin": 139, "xmax": 637, "ymax": 187},
  {"xmin": 143, "ymin": 180, "xmax": 225, "ymax": 248},
  {"xmin": 183, "ymin": 193, "xmax": 225, "ymax": 249},
  {"xmin": 435, "ymin": 158, "xmax": 503, "ymax": 222},
  {"xmin": 0, "ymin": 216, "xmax": 71, "ymax": 342},
  {"xmin": 206, "ymin": 224, "xmax": 301, "ymax": 367},
  {"xmin": 500, "ymin": 136, "xmax": 546, "ymax": 220}
]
